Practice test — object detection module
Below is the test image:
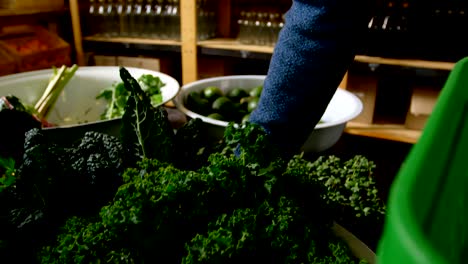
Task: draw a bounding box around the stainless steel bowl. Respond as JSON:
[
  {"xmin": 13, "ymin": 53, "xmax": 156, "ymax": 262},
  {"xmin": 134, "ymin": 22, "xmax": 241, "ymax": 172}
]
[{"xmin": 174, "ymin": 75, "xmax": 363, "ymax": 153}]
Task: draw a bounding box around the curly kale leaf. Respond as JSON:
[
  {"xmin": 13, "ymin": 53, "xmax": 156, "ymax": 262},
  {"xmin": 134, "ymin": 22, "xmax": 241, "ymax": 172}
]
[
  {"xmin": 284, "ymin": 154, "xmax": 386, "ymax": 249},
  {"xmin": 173, "ymin": 118, "xmax": 214, "ymax": 171},
  {"xmin": 223, "ymin": 122, "xmax": 281, "ymax": 167},
  {"xmin": 1, "ymin": 128, "xmax": 125, "ymax": 263},
  {"xmin": 119, "ymin": 67, "xmax": 175, "ymax": 166},
  {"xmin": 183, "ymin": 196, "xmax": 360, "ymax": 264},
  {"xmin": 39, "ymin": 216, "xmax": 137, "ymax": 264},
  {"xmin": 39, "ymin": 123, "xmax": 377, "ymax": 264},
  {"xmin": 294, "ymin": 155, "xmax": 386, "ymax": 220}
]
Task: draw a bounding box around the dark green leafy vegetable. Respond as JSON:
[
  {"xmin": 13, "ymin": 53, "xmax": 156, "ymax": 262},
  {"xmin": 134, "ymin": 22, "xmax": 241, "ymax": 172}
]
[
  {"xmin": 39, "ymin": 120, "xmax": 380, "ymax": 263},
  {"xmin": 119, "ymin": 67, "xmax": 175, "ymax": 166},
  {"xmin": 0, "ymin": 157, "xmax": 15, "ymax": 193},
  {"xmin": 1, "ymin": 67, "xmax": 384, "ymax": 263},
  {"xmin": 0, "ymin": 96, "xmax": 42, "ymax": 163},
  {"xmin": 0, "ymin": 128, "xmax": 125, "ymax": 263},
  {"xmin": 173, "ymin": 118, "xmax": 215, "ymax": 170}
]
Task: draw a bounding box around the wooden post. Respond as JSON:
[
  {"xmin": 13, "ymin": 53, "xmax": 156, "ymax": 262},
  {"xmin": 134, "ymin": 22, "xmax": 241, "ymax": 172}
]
[
  {"xmin": 217, "ymin": 0, "xmax": 231, "ymax": 38},
  {"xmin": 69, "ymin": 0, "xmax": 86, "ymax": 66},
  {"xmin": 181, "ymin": 0, "xmax": 198, "ymax": 84},
  {"xmin": 339, "ymin": 71, "xmax": 349, "ymax": 89}
]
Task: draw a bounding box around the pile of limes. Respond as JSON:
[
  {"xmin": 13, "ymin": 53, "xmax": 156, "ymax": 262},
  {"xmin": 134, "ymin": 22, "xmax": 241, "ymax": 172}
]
[{"xmin": 185, "ymin": 85, "xmax": 263, "ymax": 124}]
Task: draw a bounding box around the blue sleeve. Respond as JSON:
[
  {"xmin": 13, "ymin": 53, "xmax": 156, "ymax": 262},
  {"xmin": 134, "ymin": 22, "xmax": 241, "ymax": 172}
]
[{"xmin": 249, "ymin": 0, "xmax": 371, "ymax": 155}]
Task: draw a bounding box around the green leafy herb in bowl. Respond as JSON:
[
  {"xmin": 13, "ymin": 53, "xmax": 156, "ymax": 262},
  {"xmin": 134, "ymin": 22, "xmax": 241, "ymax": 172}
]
[{"xmin": 96, "ymin": 73, "xmax": 166, "ymax": 120}]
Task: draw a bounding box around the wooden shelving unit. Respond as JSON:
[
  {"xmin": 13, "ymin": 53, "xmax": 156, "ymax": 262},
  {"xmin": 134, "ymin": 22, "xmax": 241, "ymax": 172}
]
[
  {"xmin": 354, "ymin": 55, "xmax": 455, "ymax": 71},
  {"xmin": 83, "ymin": 35, "xmax": 181, "ymax": 46},
  {"xmin": 67, "ymin": 0, "xmax": 458, "ymax": 144},
  {"xmin": 198, "ymin": 38, "xmax": 274, "ymax": 54},
  {"xmin": 0, "ymin": 7, "xmax": 67, "ymax": 24},
  {"xmin": 0, "ymin": 7, "xmax": 68, "ymax": 33}
]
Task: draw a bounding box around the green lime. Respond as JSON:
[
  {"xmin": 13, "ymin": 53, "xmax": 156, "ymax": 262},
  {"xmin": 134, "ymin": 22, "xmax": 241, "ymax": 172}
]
[
  {"xmin": 241, "ymin": 113, "xmax": 251, "ymax": 124},
  {"xmin": 202, "ymin": 86, "xmax": 223, "ymax": 102},
  {"xmin": 240, "ymin": 96, "xmax": 252, "ymax": 111},
  {"xmin": 187, "ymin": 91, "xmax": 202, "ymax": 102},
  {"xmin": 247, "ymin": 97, "xmax": 260, "ymax": 113},
  {"xmin": 186, "ymin": 91, "xmax": 210, "ymax": 115},
  {"xmin": 207, "ymin": 113, "xmax": 225, "ymax": 121},
  {"xmin": 227, "ymin": 88, "xmax": 249, "ymax": 101},
  {"xmin": 212, "ymin": 96, "xmax": 235, "ymax": 116},
  {"xmin": 249, "ymin": 85, "xmax": 263, "ymax": 97},
  {"xmin": 232, "ymin": 102, "xmax": 247, "ymax": 122}
]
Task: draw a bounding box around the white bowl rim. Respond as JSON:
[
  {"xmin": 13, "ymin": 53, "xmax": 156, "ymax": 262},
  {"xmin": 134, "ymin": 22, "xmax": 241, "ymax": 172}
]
[
  {"xmin": 174, "ymin": 75, "xmax": 363, "ymax": 129},
  {"xmin": 0, "ymin": 66, "xmax": 181, "ymax": 129}
]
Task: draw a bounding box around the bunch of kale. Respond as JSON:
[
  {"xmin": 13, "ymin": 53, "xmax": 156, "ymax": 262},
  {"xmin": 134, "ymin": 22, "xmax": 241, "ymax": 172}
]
[
  {"xmin": 0, "ymin": 128, "xmax": 125, "ymax": 262},
  {"xmin": 2, "ymin": 67, "xmax": 384, "ymax": 263},
  {"xmin": 38, "ymin": 69, "xmax": 381, "ymax": 263}
]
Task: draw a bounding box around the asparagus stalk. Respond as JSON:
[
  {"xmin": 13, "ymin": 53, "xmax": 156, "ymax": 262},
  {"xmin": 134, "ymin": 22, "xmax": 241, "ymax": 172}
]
[{"xmin": 35, "ymin": 64, "xmax": 79, "ymax": 120}]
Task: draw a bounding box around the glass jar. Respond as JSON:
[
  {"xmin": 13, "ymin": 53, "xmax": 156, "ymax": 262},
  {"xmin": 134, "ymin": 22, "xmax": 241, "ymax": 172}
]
[
  {"xmin": 87, "ymin": 0, "xmax": 100, "ymax": 36},
  {"xmin": 105, "ymin": 0, "xmax": 119, "ymax": 37},
  {"xmin": 130, "ymin": 0, "xmax": 144, "ymax": 37},
  {"xmin": 115, "ymin": 0, "xmax": 126, "ymax": 36},
  {"xmin": 121, "ymin": 0, "xmax": 134, "ymax": 37},
  {"xmin": 142, "ymin": 0, "xmax": 155, "ymax": 37}
]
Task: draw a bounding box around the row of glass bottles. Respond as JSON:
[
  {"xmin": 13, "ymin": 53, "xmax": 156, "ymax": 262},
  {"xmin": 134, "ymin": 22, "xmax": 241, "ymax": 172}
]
[
  {"xmin": 87, "ymin": 0, "xmax": 217, "ymax": 41},
  {"xmin": 237, "ymin": 11, "xmax": 285, "ymax": 46}
]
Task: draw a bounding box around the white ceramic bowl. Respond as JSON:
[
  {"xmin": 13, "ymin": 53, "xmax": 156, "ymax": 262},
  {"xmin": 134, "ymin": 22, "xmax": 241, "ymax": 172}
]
[
  {"xmin": 174, "ymin": 75, "xmax": 363, "ymax": 153},
  {"xmin": 0, "ymin": 66, "xmax": 180, "ymax": 140}
]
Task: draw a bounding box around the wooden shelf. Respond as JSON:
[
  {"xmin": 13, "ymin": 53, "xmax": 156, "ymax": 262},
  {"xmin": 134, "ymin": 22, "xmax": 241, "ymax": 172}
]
[
  {"xmin": 83, "ymin": 35, "xmax": 182, "ymax": 46},
  {"xmin": 198, "ymin": 38, "xmax": 274, "ymax": 54},
  {"xmin": 197, "ymin": 38, "xmax": 456, "ymax": 71},
  {"xmin": 345, "ymin": 122, "xmax": 422, "ymax": 144},
  {"xmin": 81, "ymin": 36, "xmax": 457, "ymax": 72},
  {"xmin": 354, "ymin": 55, "xmax": 455, "ymax": 71}
]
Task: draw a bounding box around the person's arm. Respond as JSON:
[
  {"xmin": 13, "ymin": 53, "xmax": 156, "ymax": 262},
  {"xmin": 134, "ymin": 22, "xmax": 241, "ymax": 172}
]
[{"xmin": 249, "ymin": 0, "xmax": 372, "ymax": 156}]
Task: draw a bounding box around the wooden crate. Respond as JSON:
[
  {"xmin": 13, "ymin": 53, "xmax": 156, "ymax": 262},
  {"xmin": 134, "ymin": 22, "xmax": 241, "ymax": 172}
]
[
  {"xmin": 0, "ymin": 45, "xmax": 16, "ymax": 76},
  {"xmin": 117, "ymin": 56, "xmax": 161, "ymax": 72},
  {"xmin": 93, "ymin": 55, "xmax": 118, "ymax": 66},
  {"xmin": 0, "ymin": 25, "xmax": 70, "ymax": 72},
  {"xmin": 197, "ymin": 57, "xmax": 233, "ymax": 80}
]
